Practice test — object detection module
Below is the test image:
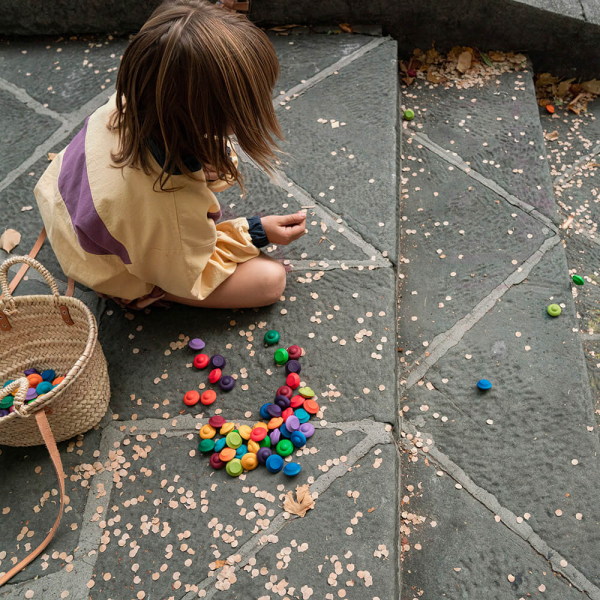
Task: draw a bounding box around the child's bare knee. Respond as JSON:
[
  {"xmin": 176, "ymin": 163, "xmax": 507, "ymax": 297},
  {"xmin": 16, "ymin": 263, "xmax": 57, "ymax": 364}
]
[{"xmin": 262, "ymin": 261, "xmax": 286, "ymax": 304}]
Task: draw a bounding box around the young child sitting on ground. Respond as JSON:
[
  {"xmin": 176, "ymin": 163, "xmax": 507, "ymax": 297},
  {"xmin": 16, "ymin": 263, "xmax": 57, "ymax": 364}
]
[{"xmin": 35, "ymin": 0, "xmax": 306, "ymax": 310}]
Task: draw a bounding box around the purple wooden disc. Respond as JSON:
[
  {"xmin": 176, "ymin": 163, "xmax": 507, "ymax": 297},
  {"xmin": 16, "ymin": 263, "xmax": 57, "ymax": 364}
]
[
  {"xmin": 257, "ymin": 447, "xmax": 272, "ymax": 465},
  {"xmin": 285, "ymin": 360, "xmax": 301, "ymax": 375},
  {"xmin": 219, "ymin": 376, "xmax": 235, "ymax": 391},
  {"xmin": 209, "ymin": 354, "xmax": 226, "ymax": 369},
  {"xmin": 24, "ymin": 368, "xmax": 39, "ymax": 376},
  {"xmin": 274, "ymin": 395, "xmax": 291, "ymax": 409},
  {"xmin": 299, "ymin": 423, "xmax": 315, "ymax": 438},
  {"xmin": 266, "ymin": 404, "xmax": 282, "ymax": 418},
  {"xmin": 0, "ymin": 409, "xmax": 9, "ymax": 417},
  {"xmin": 189, "ymin": 338, "xmax": 205, "ymax": 351},
  {"xmin": 270, "ymin": 429, "xmax": 281, "ymax": 445},
  {"xmin": 25, "ymin": 388, "xmax": 38, "ymax": 401},
  {"xmin": 285, "ymin": 415, "xmax": 300, "ymax": 432}
]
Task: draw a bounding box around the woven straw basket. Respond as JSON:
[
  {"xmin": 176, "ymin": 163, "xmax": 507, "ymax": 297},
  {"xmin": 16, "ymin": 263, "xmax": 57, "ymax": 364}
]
[{"xmin": 0, "ymin": 256, "xmax": 110, "ymax": 447}]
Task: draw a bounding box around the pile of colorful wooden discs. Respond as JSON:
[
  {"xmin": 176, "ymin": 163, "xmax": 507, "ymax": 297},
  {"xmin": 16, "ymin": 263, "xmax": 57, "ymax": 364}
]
[
  {"xmin": 195, "ymin": 330, "xmax": 319, "ymax": 477},
  {"xmin": 0, "ymin": 368, "xmax": 65, "ymax": 418}
]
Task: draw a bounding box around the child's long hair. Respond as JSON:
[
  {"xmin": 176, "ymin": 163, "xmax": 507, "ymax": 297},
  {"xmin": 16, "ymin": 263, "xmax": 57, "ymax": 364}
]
[{"xmin": 110, "ymin": 0, "xmax": 281, "ymax": 191}]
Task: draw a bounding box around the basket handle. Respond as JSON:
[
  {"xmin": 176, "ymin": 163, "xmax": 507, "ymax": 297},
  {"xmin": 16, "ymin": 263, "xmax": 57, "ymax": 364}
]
[
  {"xmin": 0, "ymin": 377, "xmax": 30, "ymax": 416},
  {"xmin": 0, "ymin": 256, "xmax": 60, "ymax": 300},
  {"xmin": 0, "ymin": 410, "xmax": 66, "ymax": 586}
]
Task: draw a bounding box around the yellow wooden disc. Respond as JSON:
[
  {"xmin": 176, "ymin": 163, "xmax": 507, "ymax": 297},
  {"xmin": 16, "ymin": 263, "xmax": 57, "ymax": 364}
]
[
  {"xmin": 199, "ymin": 424, "xmax": 216, "ymax": 439},
  {"xmin": 253, "ymin": 422, "xmax": 268, "ymax": 430},
  {"xmin": 241, "ymin": 453, "xmax": 258, "ymax": 470},
  {"xmin": 220, "ymin": 422, "xmax": 235, "ymax": 435},
  {"xmin": 238, "ymin": 425, "xmax": 252, "ymax": 440},
  {"xmin": 248, "ymin": 440, "xmax": 260, "ymax": 454}
]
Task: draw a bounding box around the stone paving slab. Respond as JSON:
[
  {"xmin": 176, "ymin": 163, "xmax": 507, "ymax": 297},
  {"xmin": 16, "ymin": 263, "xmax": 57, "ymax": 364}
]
[
  {"xmin": 401, "ymin": 449, "xmax": 586, "ymax": 600},
  {"xmin": 399, "ymin": 141, "xmax": 553, "ymax": 354},
  {"xmin": 276, "ymin": 40, "xmax": 399, "ymax": 261},
  {"xmin": 232, "ymin": 442, "xmax": 398, "ymax": 600},
  {"xmin": 0, "ymin": 36, "xmax": 125, "ymax": 113},
  {"xmin": 403, "ymin": 68, "xmax": 558, "ymax": 221},
  {"xmin": 0, "ymin": 427, "xmax": 104, "ymax": 583},
  {"xmin": 0, "ymin": 89, "xmax": 61, "ymax": 181},
  {"xmin": 99, "ymin": 267, "xmax": 396, "ymax": 424},
  {"xmin": 402, "ymin": 242, "xmax": 600, "ymax": 585}
]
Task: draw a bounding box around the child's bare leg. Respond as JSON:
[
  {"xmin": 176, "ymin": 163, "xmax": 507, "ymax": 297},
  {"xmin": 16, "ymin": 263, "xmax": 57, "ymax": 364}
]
[{"xmin": 163, "ymin": 254, "xmax": 286, "ymax": 309}]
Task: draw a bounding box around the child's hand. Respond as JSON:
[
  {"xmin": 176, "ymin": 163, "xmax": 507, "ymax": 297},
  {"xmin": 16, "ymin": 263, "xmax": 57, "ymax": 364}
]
[{"xmin": 261, "ymin": 213, "xmax": 307, "ymax": 245}]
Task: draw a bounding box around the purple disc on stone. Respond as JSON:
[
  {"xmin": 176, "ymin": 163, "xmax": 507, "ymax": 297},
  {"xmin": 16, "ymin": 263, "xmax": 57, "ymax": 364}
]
[
  {"xmin": 270, "ymin": 429, "xmax": 281, "ymax": 445},
  {"xmin": 274, "ymin": 395, "xmax": 291, "ymax": 410},
  {"xmin": 189, "ymin": 338, "xmax": 205, "ymax": 351},
  {"xmin": 299, "ymin": 423, "xmax": 315, "ymax": 438},
  {"xmin": 0, "ymin": 409, "xmax": 9, "ymax": 417},
  {"xmin": 286, "ymin": 415, "xmax": 300, "ymax": 432},
  {"xmin": 266, "ymin": 404, "xmax": 282, "ymax": 418},
  {"xmin": 285, "ymin": 360, "xmax": 301, "ymax": 375},
  {"xmin": 26, "ymin": 388, "xmax": 38, "ymax": 401},
  {"xmin": 219, "ymin": 376, "xmax": 235, "ymax": 391},
  {"xmin": 257, "ymin": 447, "xmax": 272, "ymax": 465},
  {"xmin": 24, "ymin": 368, "xmax": 39, "ymax": 376},
  {"xmin": 209, "ymin": 354, "xmax": 226, "ymax": 369}
]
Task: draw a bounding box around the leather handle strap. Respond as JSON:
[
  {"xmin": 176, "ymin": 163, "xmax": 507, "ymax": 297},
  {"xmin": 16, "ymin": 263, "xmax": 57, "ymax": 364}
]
[
  {"xmin": 1, "ymin": 227, "xmax": 75, "ymax": 299},
  {"xmin": 0, "ymin": 411, "xmax": 66, "ymax": 587}
]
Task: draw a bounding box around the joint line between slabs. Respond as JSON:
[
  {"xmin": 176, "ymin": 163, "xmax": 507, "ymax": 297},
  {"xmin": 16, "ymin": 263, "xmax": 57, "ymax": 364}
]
[
  {"xmin": 411, "ymin": 132, "xmax": 559, "ymax": 234},
  {"xmin": 236, "ymin": 149, "xmax": 391, "ymax": 265},
  {"xmin": 272, "ymin": 37, "xmax": 389, "ymax": 109},
  {"xmin": 182, "ymin": 429, "xmax": 391, "ymax": 600},
  {"xmin": 402, "ymin": 235, "xmax": 561, "ymax": 388},
  {"xmin": 401, "ymin": 420, "xmax": 600, "ymax": 600},
  {"xmin": 0, "ymin": 77, "xmax": 68, "ymax": 124},
  {"xmin": 288, "ymin": 259, "xmax": 390, "ymax": 272},
  {"xmin": 0, "ymin": 88, "xmax": 113, "ymax": 194}
]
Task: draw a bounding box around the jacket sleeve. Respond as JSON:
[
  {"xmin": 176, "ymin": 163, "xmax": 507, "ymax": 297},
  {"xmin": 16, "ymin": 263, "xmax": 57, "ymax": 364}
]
[{"xmin": 190, "ymin": 217, "xmax": 260, "ymax": 300}]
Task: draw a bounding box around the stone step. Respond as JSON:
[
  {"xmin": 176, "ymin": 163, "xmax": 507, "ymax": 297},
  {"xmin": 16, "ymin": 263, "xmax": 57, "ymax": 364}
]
[{"xmin": 399, "ymin": 64, "xmax": 600, "ymax": 596}]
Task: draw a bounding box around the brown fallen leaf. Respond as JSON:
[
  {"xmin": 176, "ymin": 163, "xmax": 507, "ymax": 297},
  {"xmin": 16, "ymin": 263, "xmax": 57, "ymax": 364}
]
[
  {"xmin": 268, "ymin": 24, "xmax": 299, "ymax": 32},
  {"xmin": 338, "ymin": 23, "xmax": 353, "ymax": 34},
  {"xmin": 0, "ymin": 229, "xmax": 21, "ymax": 253},
  {"xmin": 544, "ymin": 131, "xmax": 559, "ymax": 141},
  {"xmin": 284, "ymin": 484, "xmax": 315, "ymax": 517},
  {"xmin": 536, "ymin": 73, "xmax": 559, "ymax": 87},
  {"xmin": 456, "ymin": 51, "xmax": 472, "ymax": 74},
  {"xmin": 557, "ymin": 78, "xmax": 575, "ymax": 98},
  {"xmin": 488, "ymin": 51, "xmax": 506, "ymax": 62},
  {"xmin": 427, "ymin": 70, "xmax": 441, "ymax": 84},
  {"xmin": 214, "ymin": 559, "xmax": 228, "ymax": 569},
  {"xmin": 582, "ymin": 79, "xmax": 600, "ymax": 95},
  {"xmin": 47, "ymin": 152, "xmax": 57, "ymax": 161}
]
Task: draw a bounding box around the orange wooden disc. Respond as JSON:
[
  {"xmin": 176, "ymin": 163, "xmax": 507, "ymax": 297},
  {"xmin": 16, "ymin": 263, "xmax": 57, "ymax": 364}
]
[
  {"xmin": 304, "ymin": 400, "xmax": 320, "ymax": 414},
  {"xmin": 219, "ymin": 447, "xmax": 236, "ymax": 462},
  {"xmin": 268, "ymin": 417, "xmax": 283, "ymax": 429},
  {"xmin": 27, "ymin": 374, "xmax": 43, "ymax": 388},
  {"xmin": 52, "ymin": 376, "xmax": 65, "ymax": 386},
  {"xmin": 201, "ymin": 390, "xmax": 217, "ymax": 405}
]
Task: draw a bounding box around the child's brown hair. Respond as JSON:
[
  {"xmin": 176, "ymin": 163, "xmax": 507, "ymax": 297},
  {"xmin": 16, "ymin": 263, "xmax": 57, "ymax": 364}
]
[{"xmin": 110, "ymin": 0, "xmax": 281, "ymax": 191}]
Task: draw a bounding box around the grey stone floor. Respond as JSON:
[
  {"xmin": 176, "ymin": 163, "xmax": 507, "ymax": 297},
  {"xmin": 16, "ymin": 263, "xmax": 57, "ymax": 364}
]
[
  {"xmin": 0, "ymin": 32, "xmax": 400, "ymax": 599},
  {"xmin": 400, "ymin": 67, "xmax": 600, "ymax": 599}
]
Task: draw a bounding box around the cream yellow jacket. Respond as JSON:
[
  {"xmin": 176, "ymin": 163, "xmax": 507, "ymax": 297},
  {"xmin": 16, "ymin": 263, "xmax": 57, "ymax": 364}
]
[{"xmin": 34, "ymin": 95, "xmax": 259, "ymax": 301}]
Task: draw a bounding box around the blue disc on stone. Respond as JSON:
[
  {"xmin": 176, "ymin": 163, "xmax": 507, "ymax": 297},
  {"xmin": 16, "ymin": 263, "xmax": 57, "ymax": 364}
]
[
  {"xmin": 283, "ymin": 463, "xmax": 302, "ymax": 476},
  {"xmin": 477, "ymin": 379, "xmax": 492, "ymax": 391}
]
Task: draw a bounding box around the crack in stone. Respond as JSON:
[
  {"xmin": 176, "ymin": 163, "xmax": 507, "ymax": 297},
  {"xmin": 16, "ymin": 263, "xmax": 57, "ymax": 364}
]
[
  {"xmin": 411, "ymin": 132, "xmax": 559, "ymax": 234},
  {"xmin": 272, "ymin": 37, "xmax": 389, "ymax": 109},
  {"xmin": 401, "ymin": 420, "xmax": 600, "ymax": 600},
  {"xmin": 402, "ymin": 235, "xmax": 561, "ymax": 388}
]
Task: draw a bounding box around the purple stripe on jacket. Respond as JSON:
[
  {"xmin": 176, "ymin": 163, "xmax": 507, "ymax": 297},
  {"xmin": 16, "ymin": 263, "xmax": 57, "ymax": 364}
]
[{"xmin": 58, "ymin": 118, "xmax": 132, "ymax": 264}]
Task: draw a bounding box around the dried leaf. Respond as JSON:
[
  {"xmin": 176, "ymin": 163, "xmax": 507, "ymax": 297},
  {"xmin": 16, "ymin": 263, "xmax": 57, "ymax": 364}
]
[
  {"xmin": 427, "ymin": 70, "xmax": 441, "ymax": 84},
  {"xmin": 402, "ymin": 75, "xmax": 414, "ymax": 86},
  {"xmin": 0, "ymin": 229, "xmax": 21, "ymax": 253},
  {"xmin": 568, "ymin": 92, "xmax": 586, "ymax": 114},
  {"xmin": 557, "ymin": 78, "xmax": 575, "ymax": 98},
  {"xmin": 214, "ymin": 559, "xmax": 228, "ymax": 569},
  {"xmin": 544, "ymin": 131, "xmax": 559, "ymax": 141},
  {"xmin": 338, "ymin": 23, "xmax": 353, "ymax": 33},
  {"xmin": 536, "ymin": 73, "xmax": 559, "ymax": 87},
  {"xmin": 284, "ymin": 484, "xmax": 315, "ymax": 517},
  {"xmin": 488, "ymin": 51, "xmax": 506, "ymax": 62},
  {"xmin": 581, "ymin": 79, "xmax": 600, "ymax": 95},
  {"xmin": 456, "ymin": 51, "xmax": 472, "ymax": 74},
  {"xmin": 268, "ymin": 24, "xmax": 299, "ymax": 32},
  {"xmin": 47, "ymin": 152, "xmax": 57, "ymax": 161},
  {"xmin": 425, "ymin": 48, "xmax": 440, "ymax": 64}
]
